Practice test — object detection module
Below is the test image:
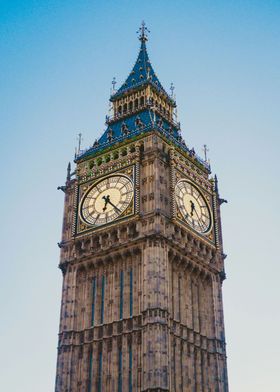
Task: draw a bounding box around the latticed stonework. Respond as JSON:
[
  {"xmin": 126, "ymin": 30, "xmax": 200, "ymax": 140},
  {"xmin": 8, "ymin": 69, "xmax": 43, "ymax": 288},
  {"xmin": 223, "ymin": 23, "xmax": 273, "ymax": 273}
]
[{"xmin": 55, "ymin": 24, "xmax": 229, "ymax": 392}]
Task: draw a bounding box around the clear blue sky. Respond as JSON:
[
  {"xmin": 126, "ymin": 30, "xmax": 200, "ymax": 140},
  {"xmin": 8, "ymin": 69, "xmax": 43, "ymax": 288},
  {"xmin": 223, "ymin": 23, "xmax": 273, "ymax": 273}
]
[{"xmin": 1, "ymin": 1, "xmax": 279, "ymax": 391}]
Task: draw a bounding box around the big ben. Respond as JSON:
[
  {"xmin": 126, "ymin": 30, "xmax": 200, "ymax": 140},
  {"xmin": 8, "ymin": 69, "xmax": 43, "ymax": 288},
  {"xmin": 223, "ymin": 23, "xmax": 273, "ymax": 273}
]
[{"xmin": 55, "ymin": 23, "xmax": 229, "ymax": 392}]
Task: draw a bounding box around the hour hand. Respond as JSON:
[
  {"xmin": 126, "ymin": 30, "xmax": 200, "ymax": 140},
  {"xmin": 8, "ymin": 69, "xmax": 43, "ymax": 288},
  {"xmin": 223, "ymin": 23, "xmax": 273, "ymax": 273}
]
[
  {"xmin": 190, "ymin": 200, "xmax": 195, "ymax": 216},
  {"xmin": 102, "ymin": 195, "xmax": 110, "ymax": 211}
]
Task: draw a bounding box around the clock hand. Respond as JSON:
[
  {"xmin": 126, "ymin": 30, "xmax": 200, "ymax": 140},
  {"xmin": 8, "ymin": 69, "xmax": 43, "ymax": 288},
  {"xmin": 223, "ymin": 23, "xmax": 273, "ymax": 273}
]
[
  {"xmin": 92, "ymin": 213, "xmax": 100, "ymax": 225},
  {"xmin": 193, "ymin": 207, "xmax": 203, "ymax": 230},
  {"xmin": 102, "ymin": 195, "xmax": 110, "ymax": 211},
  {"xmin": 107, "ymin": 200, "xmax": 121, "ymax": 213},
  {"xmin": 190, "ymin": 200, "xmax": 195, "ymax": 216}
]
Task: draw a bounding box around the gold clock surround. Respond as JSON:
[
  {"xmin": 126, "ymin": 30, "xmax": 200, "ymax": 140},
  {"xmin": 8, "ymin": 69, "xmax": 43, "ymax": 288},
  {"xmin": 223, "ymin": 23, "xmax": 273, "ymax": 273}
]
[{"xmin": 78, "ymin": 173, "xmax": 134, "ymax": 229}]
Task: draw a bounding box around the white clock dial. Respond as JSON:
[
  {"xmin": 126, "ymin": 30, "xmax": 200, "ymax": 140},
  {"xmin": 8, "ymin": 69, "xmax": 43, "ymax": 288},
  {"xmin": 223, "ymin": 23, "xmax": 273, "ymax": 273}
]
[
  {"xmin": 175, "ymin": 180, "xmax": 211, "ymax": 234},
  {"xmin": 80, "ymin": 174, "xmax": 134, "ymax": 226}
]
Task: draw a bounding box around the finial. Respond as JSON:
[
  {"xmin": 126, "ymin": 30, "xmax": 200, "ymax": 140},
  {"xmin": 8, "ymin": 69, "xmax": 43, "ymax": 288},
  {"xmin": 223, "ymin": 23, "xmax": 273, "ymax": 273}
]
[
  {"xmin": 214, "ymin": 174, "xmax": 218, "ymax": 193},
  {"xmin": 67, "ymin": 162, "xmax": 71, "ymax": 181},
  {"xmin": 170, "ymin": 82, "xmax": 175, "ymax": 98},
  {"xmin": 77, "ymin": 132, "xmax": 82, "ymax": 153},
  {"xmin": 202, "ymin": 144, "xmax": 209, "ymax": 162},
  {"xmin": 137, "ymin": 21, "xmax": 150, "ymax": 42},
  {"xmin": 112, "ymin": 77, "xmax": 117, "ymax": 92}
]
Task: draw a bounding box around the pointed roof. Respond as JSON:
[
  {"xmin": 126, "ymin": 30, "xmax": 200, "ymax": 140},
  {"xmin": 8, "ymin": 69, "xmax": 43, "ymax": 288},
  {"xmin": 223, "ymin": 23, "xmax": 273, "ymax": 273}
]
[
  {"xmin": 111, "ymin": 22, "xmax": 174, "ymax": 104},
  {"xmin": 75, "ymin": 23, "xmax": 210, "ymax": 173}
]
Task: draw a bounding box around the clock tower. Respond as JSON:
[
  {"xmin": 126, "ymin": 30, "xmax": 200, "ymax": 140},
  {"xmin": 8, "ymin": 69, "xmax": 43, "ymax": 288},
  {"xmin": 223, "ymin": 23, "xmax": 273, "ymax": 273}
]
[{"xmin": 55, "ymin": 23, "xmax": 229, "ymax": 392}]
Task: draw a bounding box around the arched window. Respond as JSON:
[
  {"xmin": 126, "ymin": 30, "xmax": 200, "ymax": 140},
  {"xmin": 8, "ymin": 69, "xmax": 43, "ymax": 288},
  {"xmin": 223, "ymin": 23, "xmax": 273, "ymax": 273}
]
[
  {"xmin": 123, "ymin": 103, "xmax": 127, "ymax": 114},
  {"xmin": 135, "ymin": 99, "xmax": 139, "ymax": 109},
  {"xmin": 129, "ymin": 101, "xmax": 133, "ymax": 112},
  {"xmin": 140, "ymin": 96, "xmax": 144, "ymax": 106}
]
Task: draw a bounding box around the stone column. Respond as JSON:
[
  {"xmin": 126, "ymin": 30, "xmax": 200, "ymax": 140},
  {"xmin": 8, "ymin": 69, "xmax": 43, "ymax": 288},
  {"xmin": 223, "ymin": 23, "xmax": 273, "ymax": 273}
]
[{"xmin": 141, "ymin": 239, "xmax": 169, "ymax": 391}]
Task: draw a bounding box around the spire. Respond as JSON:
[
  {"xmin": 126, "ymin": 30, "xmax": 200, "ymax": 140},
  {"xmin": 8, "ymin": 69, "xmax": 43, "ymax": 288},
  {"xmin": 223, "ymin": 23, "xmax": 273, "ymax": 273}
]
[
  {"xmin": 111, "ymin": 22, "xmax": 172, "ymax": 102},
  {"xmin": 76, "ymin": 25, "xmax": 210, "ymax": 174}
]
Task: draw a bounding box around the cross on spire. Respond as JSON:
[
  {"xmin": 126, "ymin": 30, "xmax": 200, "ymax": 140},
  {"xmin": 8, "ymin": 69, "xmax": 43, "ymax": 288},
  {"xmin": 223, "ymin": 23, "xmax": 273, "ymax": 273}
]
[{"xmin": 137, "ymin": 21, "xmax": 150, "ymax": 42}]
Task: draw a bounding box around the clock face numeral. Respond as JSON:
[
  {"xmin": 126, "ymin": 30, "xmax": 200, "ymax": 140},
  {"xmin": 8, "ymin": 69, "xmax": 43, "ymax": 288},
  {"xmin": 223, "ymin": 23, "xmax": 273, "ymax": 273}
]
[
  {"xmin": 79, "ymin": 174, "xmax": 134, "ymax": 227},
  {"xmin": 175, "ymin": 180, "xmax": 212, "ymax": 234}
]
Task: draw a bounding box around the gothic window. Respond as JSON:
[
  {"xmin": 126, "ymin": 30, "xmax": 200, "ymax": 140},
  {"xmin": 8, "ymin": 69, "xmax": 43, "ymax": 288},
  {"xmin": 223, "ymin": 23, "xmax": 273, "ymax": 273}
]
[
  {"xmin": 123, "ymin": 103, "xmax": 127, "ymax": 114},
  {"xmin": 88, "ymin": 349, "xmax": 93, "ymax": 392},
  {"xmin": 129, "ymin": 268, "xmax": 133, "ymax": 317},
  {"xmin": 97, "ymin": 350, "xmax": 102, "ymax": 392},
  {"xmin": 76, "ymin": 269, "xmax": 86, "ymax": 330},
  {"xmin": 140, "ymin": 96, "xmax": 144, "ymax": 106},
  {"xmin": 128, "ymin": 345, "xmax": 133, "ymax": 392},
  {"xmin": 118, "ymin": 347, "xmax": 123, "ymax": 392},
  {"xmin": 120, "ymin": 271, "xmax": 124, "ymax": 319},
  {"xmin": 135, "ymin": 98, "xmax": 139, "ymax": 109},
  {"xmin": 91, "ymin": 277, "xmax": 96, "ymax": 327},
  {"xmin": 118, "ymin": 106, "xmax": 122, "ymax": 115},
  {"xmin": 129, "ymin": 101, "xmax": 133, "ymax": 112},
  {"xmin": 100, "ymin": 276, "xmax": 105, "ymax": 324}
]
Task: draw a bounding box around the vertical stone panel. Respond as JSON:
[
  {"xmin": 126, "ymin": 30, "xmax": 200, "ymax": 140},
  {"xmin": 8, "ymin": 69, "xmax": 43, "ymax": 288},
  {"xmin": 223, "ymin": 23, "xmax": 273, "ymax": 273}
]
[{"xmin": 141, "ymin": 241, "xmax": 170, "ymax": 390}]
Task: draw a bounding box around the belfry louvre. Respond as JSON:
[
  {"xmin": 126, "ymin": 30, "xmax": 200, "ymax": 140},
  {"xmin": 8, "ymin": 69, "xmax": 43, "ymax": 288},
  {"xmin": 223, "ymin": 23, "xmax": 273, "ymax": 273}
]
[{"xmin": 55, "ymin": 23, "xmax": 229, "ymax": 392}]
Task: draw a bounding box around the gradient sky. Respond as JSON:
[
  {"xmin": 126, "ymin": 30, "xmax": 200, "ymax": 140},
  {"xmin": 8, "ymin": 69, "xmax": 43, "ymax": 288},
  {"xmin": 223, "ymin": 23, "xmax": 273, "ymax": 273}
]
[{"xmin": 1, "ymin": 1, "xmax": 279, "ymax": 391}]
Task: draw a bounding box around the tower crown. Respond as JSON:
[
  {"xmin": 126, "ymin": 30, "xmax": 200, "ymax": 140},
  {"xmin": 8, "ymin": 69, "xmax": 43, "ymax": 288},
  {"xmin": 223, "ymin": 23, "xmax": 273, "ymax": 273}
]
[
  {"xmin": 75, "ymin": 24, "xmax": 210, "ymax": 174},
  {"xmin": 111, "ymin": 23, "xmax": 173, "ymax": 105}
]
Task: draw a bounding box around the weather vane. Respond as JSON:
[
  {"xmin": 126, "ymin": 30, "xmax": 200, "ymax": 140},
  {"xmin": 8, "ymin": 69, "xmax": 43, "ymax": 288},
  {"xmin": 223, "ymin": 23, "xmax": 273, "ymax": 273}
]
[{"xmin": 137, "ymin": 21, "xmax": 150, "ymax": 42}]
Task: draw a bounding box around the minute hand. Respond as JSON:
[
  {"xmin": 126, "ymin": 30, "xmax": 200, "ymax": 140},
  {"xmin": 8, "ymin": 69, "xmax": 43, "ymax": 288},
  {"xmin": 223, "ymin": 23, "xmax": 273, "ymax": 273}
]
[
  {"xmin": 193, "ymin": 207, "xmax": 203, "ymax": 230},
  {"xmin": 108, "ymin": 200, "xmax": 121, "ymax": 213}
]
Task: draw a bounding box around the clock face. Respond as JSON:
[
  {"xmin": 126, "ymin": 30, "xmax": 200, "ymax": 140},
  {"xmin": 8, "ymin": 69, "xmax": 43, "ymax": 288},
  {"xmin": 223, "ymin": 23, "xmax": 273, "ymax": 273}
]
[
  {"xmin": 175, "ymin": 180, "xmax": 212, "ymax": 234},
  {"xmin": 79, "ymin": 174, "xmax": 134, "ymax": 227}
]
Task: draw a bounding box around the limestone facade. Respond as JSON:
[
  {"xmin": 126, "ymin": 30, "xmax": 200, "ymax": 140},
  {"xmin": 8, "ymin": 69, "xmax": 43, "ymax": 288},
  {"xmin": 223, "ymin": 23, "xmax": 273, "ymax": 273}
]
[{"xmin": 55, "ymin": 134, "xmax": 228, "ymax": 391}]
